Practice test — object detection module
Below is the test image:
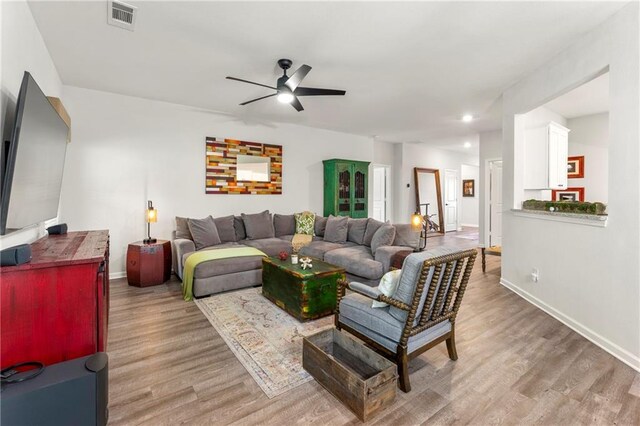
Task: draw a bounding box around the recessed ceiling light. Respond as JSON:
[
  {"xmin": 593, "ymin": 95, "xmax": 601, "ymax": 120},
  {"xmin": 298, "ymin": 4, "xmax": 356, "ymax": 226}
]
[
  {"xmin": 462, "ymin": 114, "xmax": 473, "ymax": 122},
  {"xmin": 464, "ymin": 142, "xmax": 472, "ymax": 148}
]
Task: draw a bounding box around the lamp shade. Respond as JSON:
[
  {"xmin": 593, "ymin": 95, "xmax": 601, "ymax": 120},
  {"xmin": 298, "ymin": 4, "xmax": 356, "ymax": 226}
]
[
  {"xmin": 146, "ymin": 201, "xmax": 157, "ymax": 223},
  {"xmin": 411, "ymin": 212, "xmax": 422, "ymax": 231}
]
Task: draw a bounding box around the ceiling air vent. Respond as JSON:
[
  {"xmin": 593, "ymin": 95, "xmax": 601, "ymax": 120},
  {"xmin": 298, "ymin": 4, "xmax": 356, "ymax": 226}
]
[{"xmin": 107, "ymin": 0, "xmax": 137, "ymax": 31}]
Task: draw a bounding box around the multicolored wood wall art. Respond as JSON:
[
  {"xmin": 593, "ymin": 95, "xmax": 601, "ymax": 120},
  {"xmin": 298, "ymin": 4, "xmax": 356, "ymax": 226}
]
[{"xmin": 205, "ymin": 137, "xmax": 283, "ymax": 194}]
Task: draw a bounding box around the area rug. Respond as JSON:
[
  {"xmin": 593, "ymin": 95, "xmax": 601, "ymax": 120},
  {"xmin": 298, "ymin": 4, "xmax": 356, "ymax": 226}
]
[
  {"xmin": 194, "ymin": 287, "xmax": 333, "ymax": 398},
  {"xmin": 455, "ymin": 232, "xmax": 479, "ymax": 240}
]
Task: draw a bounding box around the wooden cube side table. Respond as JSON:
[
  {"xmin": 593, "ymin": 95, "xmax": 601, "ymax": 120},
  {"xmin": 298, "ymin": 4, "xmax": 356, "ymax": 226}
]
[{"xmin": 127, "ymin": 240, "xmax": 171, "ymax": 287}]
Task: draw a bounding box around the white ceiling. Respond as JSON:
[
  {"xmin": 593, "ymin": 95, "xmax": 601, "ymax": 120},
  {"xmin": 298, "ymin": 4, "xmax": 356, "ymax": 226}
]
[
  {"xmin": 28, "ymin": 1, "xmax": 627, "ymax": 143},
  {"xmin": 544, "ymin": 72, "xmax": 610, "ymax": 119}
]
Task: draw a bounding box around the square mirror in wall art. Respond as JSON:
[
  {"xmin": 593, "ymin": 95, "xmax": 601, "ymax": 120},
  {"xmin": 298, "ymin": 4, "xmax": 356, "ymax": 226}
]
[{"xmin": 237, "ymin": 155, "xmax": 270, "ymax": 182}]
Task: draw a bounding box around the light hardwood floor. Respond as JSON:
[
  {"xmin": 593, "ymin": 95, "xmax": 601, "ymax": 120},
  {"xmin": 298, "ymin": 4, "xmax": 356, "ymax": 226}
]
[{"xmin": 107, "ymin": 231, "xmax": 639, "ymax": 425}]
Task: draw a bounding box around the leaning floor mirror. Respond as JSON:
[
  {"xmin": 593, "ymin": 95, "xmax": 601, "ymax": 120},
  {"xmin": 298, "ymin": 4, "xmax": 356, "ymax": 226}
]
[{"xmin": 414, "ymin": 167, "xmax": 445, "ymax": 236}]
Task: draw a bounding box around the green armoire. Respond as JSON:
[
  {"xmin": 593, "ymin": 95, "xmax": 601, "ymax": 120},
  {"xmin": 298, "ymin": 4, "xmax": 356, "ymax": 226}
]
[{"xmin": 323, "ymin": 159, "xmax": 370, "ymax": 218}]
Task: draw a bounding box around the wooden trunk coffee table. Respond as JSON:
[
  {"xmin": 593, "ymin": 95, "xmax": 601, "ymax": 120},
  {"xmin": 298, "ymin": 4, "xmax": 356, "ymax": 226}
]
[{"xmin": 262, "ymin": 256, "xmax": 345, "ymax": 322}]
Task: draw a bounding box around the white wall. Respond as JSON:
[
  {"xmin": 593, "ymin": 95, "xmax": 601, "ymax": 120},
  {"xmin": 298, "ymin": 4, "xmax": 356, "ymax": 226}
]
[
  {"xmin": 0, "ymin": 0, "xmax": 63, "ymax": 249},
  {"xmin": 479, "ymin": 129, "xmax": 502, "ymax": 247},
  {"xmin": 567, "ymin": 112, "xmax": 609, "ymax": 203},
  {"xmin": 502, "ymin": 3, "xmax": 639, "ymax": 369},
  {"xmin": 460, "ymin": 164, "xmax": 479, "ymax": 227},
  {"xmin": 59, "ymin": 86, "xmax": 374, "ymax": 276},
  {"xmin": 392, "ymin": 143, "xmax": 478, "ymax": 227}
]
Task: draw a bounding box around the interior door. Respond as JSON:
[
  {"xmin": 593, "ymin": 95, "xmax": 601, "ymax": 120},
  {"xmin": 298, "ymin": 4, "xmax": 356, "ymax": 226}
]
[
  {"xmin": 372, "ymin": 167, "xmax": 386, "ymax": 222},
  {"xmin": 490, "ymin": 161, "xmax": 503, "ymax": 247},
  {"xmin": 444, "ymin": 169, "xmax": 458, "ymax": 232}
]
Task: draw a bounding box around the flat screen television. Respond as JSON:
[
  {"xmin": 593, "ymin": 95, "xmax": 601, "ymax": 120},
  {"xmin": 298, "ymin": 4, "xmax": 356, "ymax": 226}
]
[{"xmin": 0, "ymin": 72, "xmax": 68, "ymax": 235}]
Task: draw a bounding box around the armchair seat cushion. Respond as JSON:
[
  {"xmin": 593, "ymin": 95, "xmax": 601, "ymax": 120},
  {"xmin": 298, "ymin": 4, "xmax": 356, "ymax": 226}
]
[
  {"xmin": 339, "ymin": 292, "xmax": 451, "ymax": 353},
  {"xmin": 324, "ymin": 246, "xmax": 384, "ymax": 280},
  {"xmin": 298, "ymin": 240, "xmax": 355, "ymax": 260}
]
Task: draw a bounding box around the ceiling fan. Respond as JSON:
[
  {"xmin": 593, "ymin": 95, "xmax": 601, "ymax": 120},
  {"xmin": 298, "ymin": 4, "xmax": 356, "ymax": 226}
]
[{"xmin": 226, "ymin": 59, "xmax": 346, "ymax": 112}]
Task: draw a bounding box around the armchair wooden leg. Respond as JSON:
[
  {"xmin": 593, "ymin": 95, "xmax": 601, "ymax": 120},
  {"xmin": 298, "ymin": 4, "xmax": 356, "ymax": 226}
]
[
  {"xmin": 481, "ymin": 247, "xmax": 486, "ymax": 273},
  {"xmin": 446, "ymin": 329, "xmax": 458, "ymax": 361},
  {"xmin": 397, "ymin": 347, "xmax": 411, "ymax": 393}
]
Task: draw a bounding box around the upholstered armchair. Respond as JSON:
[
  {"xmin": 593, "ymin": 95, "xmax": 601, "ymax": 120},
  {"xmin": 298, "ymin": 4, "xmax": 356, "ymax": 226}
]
[{"xmin": 335, "ymin": 246, "xmax": 477, "ymax": 392}]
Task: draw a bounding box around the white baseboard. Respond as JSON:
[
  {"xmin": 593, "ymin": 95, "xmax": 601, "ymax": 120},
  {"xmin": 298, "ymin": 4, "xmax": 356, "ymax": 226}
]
[
  {"xmin": 499, "ymin": 278, "xmax": 640, "ymax": 372},
  {"xmin": 460, "ymin": 224, "xmax": 479, "ymax": 228},
  {"xmin": 109, "ymin": 271, "xmax": 126, "ymax": 280}
]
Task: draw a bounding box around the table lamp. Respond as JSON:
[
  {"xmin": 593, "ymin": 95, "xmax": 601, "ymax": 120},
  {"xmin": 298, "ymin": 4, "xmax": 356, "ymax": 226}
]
[
  {"xmin": 144, "ymin": 200, "xmax": 157, "ymax": 244},
  {"xmin": 411, "ymin": 203, "xmax": 430, "ymax": 252}
]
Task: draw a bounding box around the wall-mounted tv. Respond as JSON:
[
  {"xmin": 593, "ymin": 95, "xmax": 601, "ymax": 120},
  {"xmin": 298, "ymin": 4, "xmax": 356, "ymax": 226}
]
[{"xmin": 0, "ymin": 72, "xmax": 68, "ymax": 235}]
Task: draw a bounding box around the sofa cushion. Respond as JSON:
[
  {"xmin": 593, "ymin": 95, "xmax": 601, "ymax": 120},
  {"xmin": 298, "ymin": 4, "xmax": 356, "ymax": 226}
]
[
  {"xmin": 192, "ymin": 255, "xmax": 263, "ymax": 279},
  {"xmin": 347, "ymin": 218, "xmax": 369, "ymax": 245},
  {"xmin": 241, "ymin": 238, "xmax": 292, "ymax": 257},
  {"xmin": 324, "ymin": 246, "xmax": 384, "ymax": 280},
  {"xmin": 274, "ymin": 214, "xmax": 296, "ymax": 237},
  {"xmin": 371, "ymin": 224, "xmax": 396, "ymax": 256},
  {"xmin": 242, "ymin": 210, "xmax": 275, "ymax": 240},
  {"xmin": 214, "ymin": 215, "xmax": 236, "ymax": 243},
  {"xmin": 363, "ymin": 219, "xmax": 384, "ymax": 247},
  {"xmin": 324, "ymin": 215, "xmax": 348, "ymax": 243},
  {"xmin": 339, "ymin": 292, "xmax": 451, "ymax": 353},
  {"xmin": 188, "ymin": 216, "xmax": 221, "ymax": 250},
  {"xmin": 393, "ymin": 224, "xmax": 420, "ymax": 249},
  {"xmin": 298, "ymin": 240, "xmax": 354, "ymax": 260},
  {"xmin": 294, "ymin": 211, "xmax": 315, "ymax": 235},
  {"xmin": 234, "ymin": 216, "xmax": 246, "ymax": 241},
  {"xmin": 175, "ymin": 216, "xmax": 193, "ymax": 240},
  {"xmin": 314, "ymin": 216, "xmax": 328, "ymax": 237}
]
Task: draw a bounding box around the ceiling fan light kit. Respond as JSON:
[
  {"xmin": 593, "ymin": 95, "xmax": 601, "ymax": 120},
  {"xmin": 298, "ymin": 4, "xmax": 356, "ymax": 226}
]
[{"xmin": 226, "ymin": 58, "xmax": 346, "ymax": 112}]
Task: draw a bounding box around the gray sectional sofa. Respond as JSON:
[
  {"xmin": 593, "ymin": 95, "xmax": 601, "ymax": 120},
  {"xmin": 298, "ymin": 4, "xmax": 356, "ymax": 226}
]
[{"xmin": 172, "ymin": 211, "xmax": 419, "ymax": 298}]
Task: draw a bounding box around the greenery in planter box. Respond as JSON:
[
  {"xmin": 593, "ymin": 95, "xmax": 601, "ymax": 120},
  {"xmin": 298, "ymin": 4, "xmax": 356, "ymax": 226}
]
[{"xmin": 522, "ymin": 199, "xmax": 607, "ymax": 215}]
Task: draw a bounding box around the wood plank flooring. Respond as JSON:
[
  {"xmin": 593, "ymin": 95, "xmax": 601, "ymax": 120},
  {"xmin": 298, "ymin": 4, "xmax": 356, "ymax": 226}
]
[{"xmin": 107, "ymin": 231, "xmax": 639, "ymax": 425}]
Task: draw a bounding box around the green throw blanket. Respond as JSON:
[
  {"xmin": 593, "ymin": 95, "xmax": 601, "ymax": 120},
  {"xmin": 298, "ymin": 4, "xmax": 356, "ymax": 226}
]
[{"xmin": 182, "ymin": 247, "xmax": 267, "ymax": 301}]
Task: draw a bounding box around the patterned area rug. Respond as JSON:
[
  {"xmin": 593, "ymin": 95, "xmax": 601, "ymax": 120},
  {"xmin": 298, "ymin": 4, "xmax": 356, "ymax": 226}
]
[{"xmin": 194, "ymin": 287, "xmax": 333, "ymax": 398}]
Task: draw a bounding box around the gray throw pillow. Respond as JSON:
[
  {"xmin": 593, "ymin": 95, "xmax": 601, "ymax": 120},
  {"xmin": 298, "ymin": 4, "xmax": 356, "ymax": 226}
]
[
  {"xmin": 175, "ymin": 216, "xmax": 192, "ymax": 240},
  {"xmin": 188, "ymin": 216, "xmax": 221, "ymax": 250},
  {"xmin": 371, "ymin": 224, "xmax": 396, "ymax": 256},
  {"xmin": 242, "ymin": 210, "xmax": 275, "ymax": 240},
  {"xmin": 324, "ymin": 215, "xmax": 348, "ymax": 243},
  {"xmin": 314, "ymin": 216, "xmax": 328, "ymax": 237},
  {"xmin": 393, "ymin": 224, "xmax": 420, "ymax": 249},
  {"xmin": 214, "ymin": 215, "xmax": 236, "ymax": 243},
  {"xmin": 347, "ymin": 218, "xmax": 369, "ymax": 245},
  {"xmin": 274, "ymin": 214, "xmax": 296, "ymax": 237},
  {"xmin": 234, "ymin": 216, "xmax": 246, "ymax": 241},
  {"xmin": 363, "ymin": 219, "xmax": 384, "ymax": 246}
]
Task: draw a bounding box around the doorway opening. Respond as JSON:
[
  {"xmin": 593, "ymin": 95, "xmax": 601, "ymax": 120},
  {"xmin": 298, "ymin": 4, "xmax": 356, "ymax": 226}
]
[{"xmin": 372, "ymin": 165, "xmax": 390, "ymax": 223}]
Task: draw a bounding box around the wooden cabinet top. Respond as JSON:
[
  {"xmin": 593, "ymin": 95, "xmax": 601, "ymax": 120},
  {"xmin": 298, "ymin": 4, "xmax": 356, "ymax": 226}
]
[{"xmin": 1, "ymin": 230, "xmax": 109, "ymax": 272}]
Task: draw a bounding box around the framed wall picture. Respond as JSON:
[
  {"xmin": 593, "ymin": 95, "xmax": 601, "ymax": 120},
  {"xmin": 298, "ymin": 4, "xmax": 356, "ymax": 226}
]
[
  {"xmin": 462, "ymin": 179, "xmax": 475, "ymax": 197},
  {"xmin": 567, "ymin": 155, "xmax": 585, "ymax": 178},
  {"xmin": 552, "ymin": 187, "xmax": 585, "ymax": 202}
]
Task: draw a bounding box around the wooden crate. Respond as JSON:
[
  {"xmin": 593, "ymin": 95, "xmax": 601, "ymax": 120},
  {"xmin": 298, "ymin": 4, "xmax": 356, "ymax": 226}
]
[{"xmin": 303, "ymin": 328, "xmax": 397, "ymax": 422}]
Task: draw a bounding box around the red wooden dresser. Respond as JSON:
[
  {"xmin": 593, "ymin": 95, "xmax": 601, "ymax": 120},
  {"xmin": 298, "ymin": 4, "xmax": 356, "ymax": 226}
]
[{"xmin": 0, "ymin": 230, "xmax": 110, "ymax": 369}]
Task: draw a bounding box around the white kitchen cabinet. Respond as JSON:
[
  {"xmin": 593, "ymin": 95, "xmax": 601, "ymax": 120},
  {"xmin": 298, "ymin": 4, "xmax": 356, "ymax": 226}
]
[{"xmin": 524, "ymin": 121, "xmax": 570, "ymax": 190}]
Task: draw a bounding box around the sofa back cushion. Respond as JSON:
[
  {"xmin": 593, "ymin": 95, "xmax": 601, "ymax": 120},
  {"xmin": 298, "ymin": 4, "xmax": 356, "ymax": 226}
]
[
  {"xmin": 274, "ymin": 214, "xmax": 296, "ymax": 236},
  {"xmin": 242, "ymin": 210, "xmax": 275, "ymax": 240},
  {"xmin": 324, "ymin": 215, "xmax": 348, "ymax": 243},
  {"xmin": 234, "ymin": 216, "xmax": 246, "ymax": 241},
  {"xmin": 393, "ymin": 224, "xmax": 420, "ymax": 249},
  {"xmin": 188, "ymin": 216, "xmax": 221, "ymax": 250},
  {"xmin": 363, "ymin": 219, "xmax": 384, "ymax": 246},
  {"xmin": 294, "ymin": 211, "xmax": 315, "ymax": 235},
  {"xmin": 371, "ymin": 224, "xmax": 396, "ymax": 256},
  {"xmin": 175, "ymin": 216, "xmax": 193, "ymax": 240},
  {"xmin": 314, "ymin": 216, "xmax": 328, "ymax": 237},
  {"xmin": 347, "ymin": 218, "xmax": 369, "ymax": 245},
  {"xmin": 214, "ymin": 215, "xmax": 236, "ymax": 243}
]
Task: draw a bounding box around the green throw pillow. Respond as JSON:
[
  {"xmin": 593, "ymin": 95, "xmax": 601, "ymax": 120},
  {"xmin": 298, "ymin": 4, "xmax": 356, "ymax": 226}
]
[{"xmin": 295, "ymin": 211, "xmax": 315, "ymax": 235}]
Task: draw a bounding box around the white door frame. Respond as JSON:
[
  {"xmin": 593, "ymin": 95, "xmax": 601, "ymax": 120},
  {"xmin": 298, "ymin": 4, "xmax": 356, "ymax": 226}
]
[
  {"xmin": 371, "ymin": 164, "xmax": 391, "ymax": 222},
  {"xmin": 484, "ymin": 158, "xmax": 502, "ymax": 248}
]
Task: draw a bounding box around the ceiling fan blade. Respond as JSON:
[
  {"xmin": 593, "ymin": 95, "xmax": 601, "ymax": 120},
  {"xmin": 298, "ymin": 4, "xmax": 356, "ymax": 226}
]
[
  {"xmin": 239, "ymin": 93, "xmax": 277, "ymax": 106},
  {"xmin": 284, "ymin": 64, "xmax": 312, "ymax": 91},
  {"xmin": 290, "ymin": 96, "xmax": 304, "ymax": 112},
  {"xmin": 226, "ymin": 76, "xmax": 277, "ymax": 90},
  {"xmin": 295, "ymin": 87, "xmax": 346, "ymax": 97}
]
